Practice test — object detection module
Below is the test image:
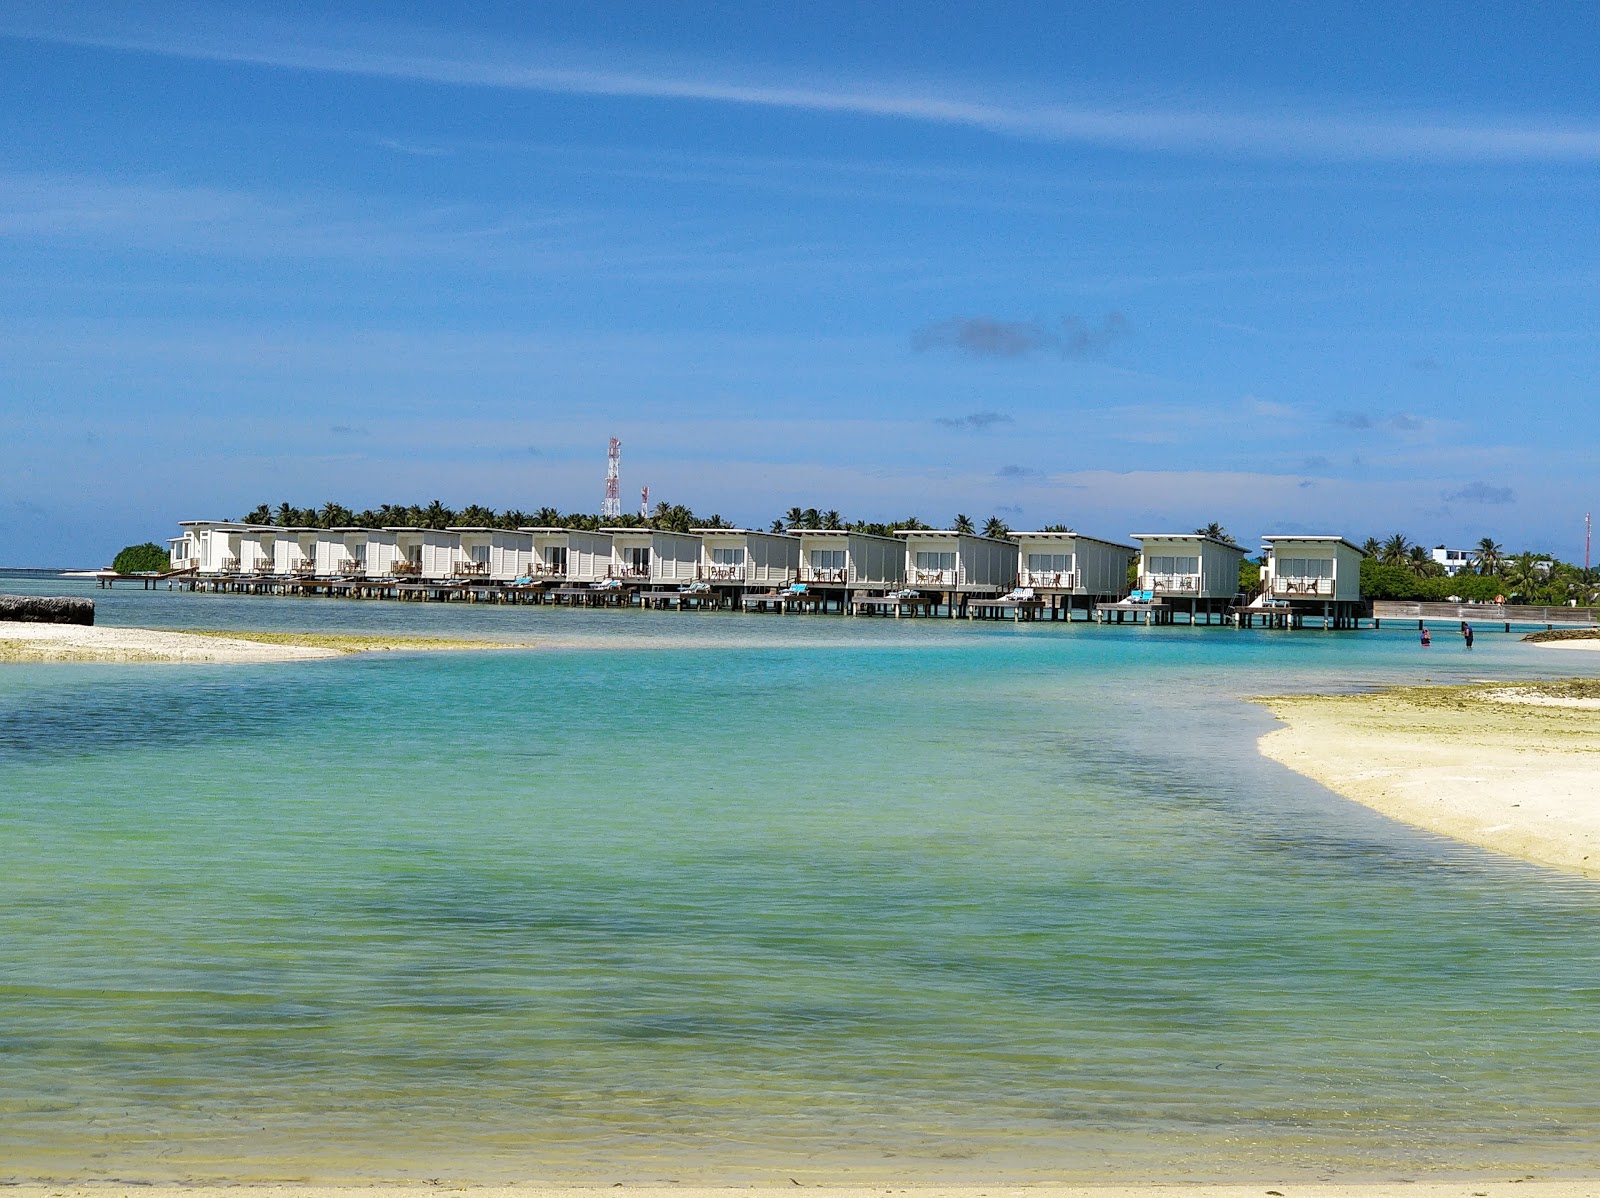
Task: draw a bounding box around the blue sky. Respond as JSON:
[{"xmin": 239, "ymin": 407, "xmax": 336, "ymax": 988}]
[{"xmin": 3, "ymin": 1, "xmax": 1598, "ymax": 564}]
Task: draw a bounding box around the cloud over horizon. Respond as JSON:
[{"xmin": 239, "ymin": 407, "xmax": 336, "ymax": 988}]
[{"xmin": 913, "ymin": 313, "xmax": 1129, "ymax": 359}]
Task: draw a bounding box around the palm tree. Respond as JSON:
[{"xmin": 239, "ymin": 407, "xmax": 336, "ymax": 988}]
[
  {"xmin": 770, "ymin": 518, "xmax": 786, "ymax": 533},
  {"xmin": 1361, "ymin": 536, "xmax": 1381, "ymax": 558},
  {"xmin": 1475, "ymin": 537, "xmax": 1503, "ymax": 575},
  {"xmin": 275, "ymin": 502, "xmax": 295, "ymax": 526},
  {"xmin": 1194, "ymin": 521, "xmax": 1232, "ymax": 543},
  {"xmin": 801, "ymin": 507, "xmax": 822, "ymax": 530},
  {"xmin": 533, "ymin": 506, "xmax": 561, "ymax": 527},
  {"xmin": 1380, "ymin": 533, "xmax": 1410, "ymax": 565},
  {"xmin": 423, "ymin": 499, "xmax": 451, "ymax": 530},
  {"xmin": 783, "ymin": 506, "xmax": 805, "ymax": 530},
  {"xmin": 1042, "ymin": 523, "xmax": 1074, "ymax": 533},
  {"xmin": 822, "ymin": 510, "xmax": 842, "ymax": 530},
  {"xmin": 953, "ymin": 513, "xmax": 975, "ymax": 534},
  {"xmin": 982, "ymin": 515, "xmax": 1011, "ymax": 539},
  {"xmin": 244, "ymin": 503, "xmax": 271, "ymax": 525}
]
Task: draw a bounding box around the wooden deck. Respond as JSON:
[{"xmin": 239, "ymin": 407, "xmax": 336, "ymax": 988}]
[{"xmin": 1372, "ymin": 600, "xmax": 1598, "ymax": 630}]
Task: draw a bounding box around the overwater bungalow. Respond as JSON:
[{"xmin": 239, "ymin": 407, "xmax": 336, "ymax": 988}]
[
  {"xmin": 1012, "ymin": 530, "xmax": 1138, "ymax": 618},
  {"xmin": 1122, "ymin": 533, "xmax": 1246, "ymax": 623},
  {"xmin": 793, "ymin": 529, "xmax": 906, "ymax": 591},
  {"xmin": 894, "ymin": 530, "xmax": 1018, "ymax": 614},
  {"xmin": 603, "ymin": 528, "xmax": 702, "ymax": 588},
  {"xmin": 694, "ymin": 528, "xmax": 800, "ymax": 588},
  {"xmin": 1251, "ymin": 535, "xmax": 1368, "ymax": 629},
  {"xmin": 562, "ymin": 530, "xmax": 615, "ymax": 584},
  {"xmin": 174, "ymin": 521, "xmax": 256, "ymax": 575},
  {"xmin": 517, "ymin": 528, "xmax": 577, "ymax": 581},
  {"xmin": 447, "ymin": 527, "xmax": 538, "ymax": 581}
]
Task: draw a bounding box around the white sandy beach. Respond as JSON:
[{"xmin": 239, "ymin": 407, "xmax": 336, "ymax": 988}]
[
  {"xmin": 8, "ymin": 1184, "xmax": 1599, "ymax": 1198},
  {"xmin": 1259, "ymin": 680, "xmax": 1600, "ymax": 878},
  {"xmin": 0, "ymin": 622, "xmax": 536, "ymax": 663}
]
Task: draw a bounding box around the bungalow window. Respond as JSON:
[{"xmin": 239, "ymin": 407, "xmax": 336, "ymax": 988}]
[
  {"xmin": 810, "ymin": 549, "xmax": 845, "ymax": 569},
  {"xmin": 711, "ymin": 547, "xmax": 746, "ymax": 565},
  {"xmin": 468, "ymin": 544, "xmax": 489, "ymax": 564},
  {"xmin": 1027, "ymin": 553, "xmax": 1073, "ymax": 573},
  {"xmin": 1147, "ymin": 555, "xmax": 1199, "ymax": 575},
  {"xmin": 1276, "ymin": 557, "xmax": 1333, "ymax": 578},
  {"xmin": 544, "ymin": 546, "xmax": 568, "ymax": 572},
  {"xmin": 915, "ymin": 552, "xmax": 955, "ymax": 571},
  {"xmin": 628, "ymin": 547, "xmax": 651, "ymax": 572}
]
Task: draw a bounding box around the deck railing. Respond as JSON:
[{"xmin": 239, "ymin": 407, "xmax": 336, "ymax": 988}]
[
  {"xmin": 1142, "ymin": 573, "xmax": 1199, "ymax": 594},
  {"xmin": 611, "ymin": 565, "xmax": 650, "ymax": 580},
  {"xmin": 451, "ymin": 561, "xmax": 490, "ymax": 578},
  {"xmin": 1271, "ymin": 577, "xmax": 1335, "ymax": 597},
  {"xmin": 703, "ymin": 564, "xmax": 747, "ymax": 582},
  {"xmin": 219, "ymin": 556, "xmax": 240, "ymax": 574},
  {"xmin": 912, "ymin": 568, "xmax": 957, "ymax": 586},
  {"xmin": 336, "ymin": 559, "xmax": 366, "ymax": 578},
  {"xmin": 391, "ymin": 560, "xmax": 422, "ymax": 577},
  {"xmin": 1019, "ymin": 570, "xmax": 1079, "ymax": 590},
  {"xmin": 801, "ymin": 567, "xmax": 845, "ymax": 584},
  {"xmin": 292, "ymin": 560, "xmax": 317, "ymax": 577}
]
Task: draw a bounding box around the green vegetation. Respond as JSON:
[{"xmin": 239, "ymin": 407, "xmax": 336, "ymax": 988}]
[
  {"xmin": 1356, "ymin": 533, "xmax": 1598, "ymax": 606},
  {"xmin": 112, "ymin": 542, "xmax": 170, "ymax": 574},
  {"xmin": 240, "ymin": 501, "xmax": 1018, "ymax": 539}
]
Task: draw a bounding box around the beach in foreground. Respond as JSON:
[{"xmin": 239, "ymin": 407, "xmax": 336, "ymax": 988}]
[
  {"xmin": 0, "ymin": 621, "xmax": 533, "ymax": 662},
  {"xmin": 1258, "ymin": 675, "xmax": 1600, "ymax": 878},
  {"xmin": 11, "ymin": 1184, "xmax": 1600, "ymax": 1198}
]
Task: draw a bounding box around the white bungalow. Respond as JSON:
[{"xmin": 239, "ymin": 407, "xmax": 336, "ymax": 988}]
[
  {"xmin": 1014, "ymin": 531, "xmax": 1137, "ymax": 595},
  {"xmin": 447, "ymin": 527, "xmax": 537, "ymax": 581},
  {"xmin": 173, "ymin": 521, "xmax": 256, "ymax": 574},
  {"xmin": 694, "ymin": 528, "xmax": 800, "ymax": 586},
  {"xmin": 794, "ymin": 530, "xmax": 906, "ymax": 590},
  {"xmin": 311, "ymin": 528, "xmax": 375, "ymax": 578},
  {"xmin": 563, "ymin": 530, "xmax": 615, "ymax": 583},
  {"xmin": 895, "ymin": 530, "xmax": 1018, "ymax": 594},
  {"xmin": 518, "ymin": 527, "xmax": 579, "ymax": 580},
  {"xmin": 1260, "ymin": 535, "xmax": 1366, "ymax": 602},
  {"xmin": 1130, "ymin": 534, "xmax": 1246, "ymax": 601},
  {"xmin": 603, "ymin": 528, "xmax": 702, "ymax": 586},
  {"xmin": 274, "ymin": 528, "xmax": 320, "ymax": 576},
  {"xmin": 379, "ymin": 528, "xmax": 461, "ymax": 581},
  {"xmin": 236, "ymin": 527, "xmax": 281, "ymax": 574}
]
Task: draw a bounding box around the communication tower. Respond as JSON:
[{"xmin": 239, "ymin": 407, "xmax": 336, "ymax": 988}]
[
  {"xmin": 602, "ymin": 438, "xmax": 622, "ymax": 519},
  {"xmin": 640, "ymin": 485, "xmax": 651, "ymax": 519}
]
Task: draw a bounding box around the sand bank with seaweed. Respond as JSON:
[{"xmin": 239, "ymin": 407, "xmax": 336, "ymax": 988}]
[
  {"xmin": 1258, "ymin": 679, "xmax": 1600, "ymax": 878},
  {"xmin": 0, "ymin": 622, "xmax": 534, "ymax": 663}
]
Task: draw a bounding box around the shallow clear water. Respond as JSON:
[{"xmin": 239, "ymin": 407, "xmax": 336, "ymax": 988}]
[{"xmin": 3, "ymin": 578, "xmax": 1600, "ymax": 1183}]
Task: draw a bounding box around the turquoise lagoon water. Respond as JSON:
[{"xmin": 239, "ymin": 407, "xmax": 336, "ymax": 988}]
[{"xmin": 3, "ymin": 579, "xmax": 1600, "ymax": 1183}]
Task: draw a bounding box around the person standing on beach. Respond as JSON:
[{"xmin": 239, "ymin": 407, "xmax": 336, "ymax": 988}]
[{"xmin": 1463, "ymin": 622, "xmax": 1474, "ymax": 649}]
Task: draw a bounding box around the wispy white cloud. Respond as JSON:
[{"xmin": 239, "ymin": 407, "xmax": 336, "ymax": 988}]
[{"xmin": 7, "ymin": 12, "xmax": 1600, "ymax": 162}]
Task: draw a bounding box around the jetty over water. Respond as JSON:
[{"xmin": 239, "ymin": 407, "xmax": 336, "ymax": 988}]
[{"xmin": 1373, "ymin": 600, "xmax": 1598, "ymax": 632}]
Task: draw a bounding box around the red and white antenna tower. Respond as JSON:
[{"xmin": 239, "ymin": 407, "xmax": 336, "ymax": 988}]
[
  {"xmin": 640, "ymin": 485, "xmax": 650, "ymax": 519},
  {"xmin": 602, "ymin": 438, "xmax": 622, "ymax": 519}
]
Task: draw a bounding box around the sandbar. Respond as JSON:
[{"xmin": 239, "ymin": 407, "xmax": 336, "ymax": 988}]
[
  {"xmin": 1258, "ymin": 680, "xmax": 1600, "ymax": 878},
  {"xmin": 7, "ymin": 1183, "xmax": 1599, "ymax": 1198},
  {"xmin": 0, "ymin": 622, "xmax": 534, "ymax": 664}
]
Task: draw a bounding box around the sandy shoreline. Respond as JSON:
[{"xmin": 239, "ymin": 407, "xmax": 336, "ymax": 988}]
[
  {"xmin": 1258, "ymin": 680, "xmax": 1600, "ymax": 878},
  {"xmin": 0, "ymin": 622, "xmax": 535, "ymax": 663},
  {"xmin": 9, "ymin": 1186, "xmax": 1599, "ymax": 1198}
]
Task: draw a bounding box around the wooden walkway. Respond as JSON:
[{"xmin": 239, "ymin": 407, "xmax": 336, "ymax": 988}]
[{"xmin": 1372, "ymin": 601, "xmax": 1598, "ymax": 630}]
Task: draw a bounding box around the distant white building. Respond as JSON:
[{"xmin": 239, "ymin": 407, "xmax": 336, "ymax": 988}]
[{"xmin": 1431, "ymin": 546, "xmax": 1477, "ymax": 576}]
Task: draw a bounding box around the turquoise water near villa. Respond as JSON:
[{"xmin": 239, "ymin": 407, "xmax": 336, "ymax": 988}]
[{"xmin": 4, "ymin": 579, "xmax": 1600, "ymax": 1183}]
